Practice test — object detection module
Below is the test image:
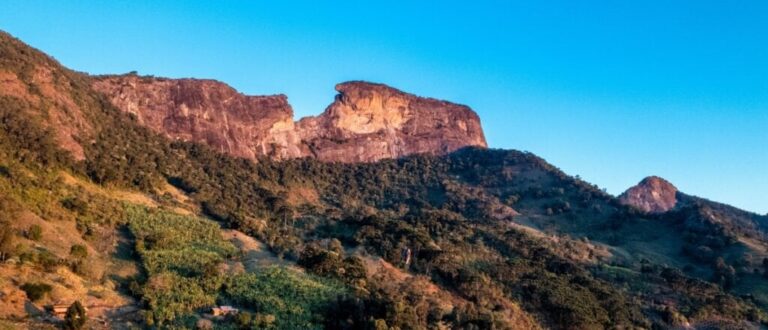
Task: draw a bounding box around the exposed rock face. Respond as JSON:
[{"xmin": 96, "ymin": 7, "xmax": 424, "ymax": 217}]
[
  {"xmin": 297, "ymin": 81, "xmax": 487, "ymax": 162},
  {"xmin": 618, "ymin": 176, "xmax": 678, "ymax": 213},
  {"xmin": 91, "ymin": 76, "xmax": 303, "ymax": 160},
  {"xmin": 92, "ymin": 77, "xmax": 487, "ymax": 162}
]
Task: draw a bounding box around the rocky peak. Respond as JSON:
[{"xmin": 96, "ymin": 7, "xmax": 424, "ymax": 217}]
[
  {"xmin": 297, "ymin": 81, "xmax": 487, "ymax": 162},
  {"xmin": 92, "ymin": 75, "xmax": 302, "ymax": 160},
  {"xmin": 92, "ymin": 77, "xmax": 488, "ymax": 163},
  {"xmin": 618, "ymin": 176, "xmax": 679, "ymax": 214}
]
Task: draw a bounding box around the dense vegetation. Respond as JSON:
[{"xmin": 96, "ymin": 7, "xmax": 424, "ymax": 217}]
[
  {"xmin": 226, "ymin": 267, "xmax": 345, "ymax": 329},
  {"xmin": 123, "ymin": 206, "xmax": 350, "ymax": 329}
]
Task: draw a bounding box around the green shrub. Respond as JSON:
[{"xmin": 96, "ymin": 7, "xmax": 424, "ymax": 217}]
[
  {"xmin": 70, "ymin": 244, "xmax": 88, "ymax": 259},
  {"xmin": 20, "ymin": 249, "xmax": 60, "ymax": 272},
  {"xmin": 61, "ymin": 197, "xmax": 88, "ymax": 214},
  {"xmin": 20, "ymin": 282, "xmax": 52, "ymax": 301}
]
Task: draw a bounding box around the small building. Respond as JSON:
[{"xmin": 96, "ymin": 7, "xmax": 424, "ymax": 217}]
[
  {"xmin": 49, "ymin": 303, "xmax": 88, "ymax": 319},
  {"xmin": 51, "ymin": 304, "xmax": 70, "ymax": 318},
  {"xmin": 211, "ymin": 306, "xmax": 239, "ymax": 316}
]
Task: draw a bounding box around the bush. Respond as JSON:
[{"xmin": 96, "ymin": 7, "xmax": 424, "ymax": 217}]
[
  {"xmin": 70, "ymin": 244, "xmax": 88, "ymax": 259},
  {"xmin": 37, "ymin": 250, "xmax": 60, "ymax": 272},
  {"xmin": 27, "ymin": 224, "xmax": 42, "ymax": 241},
  {"xmin": 61, "ymin": 197, "xmax": 88, "ymax": 214},
  {"xmin": 20, "ymin": 282, "xmax": 52, "ymax": 301},
  {"xmin": 69, "ymin": 258, "xmax": 95, "ymax": 278}
]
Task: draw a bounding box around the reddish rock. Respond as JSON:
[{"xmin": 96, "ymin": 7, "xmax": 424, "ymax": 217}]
[
  {"xmin": 92, "ymin": 77, "xmax": 487, "ymax": 163},
  {"xmin": 297, "ymin": 81, "xmax": 487, "ymax": 162},
  {"xmin": 92, "ymin": 76, "xmax": 302, "ymax": 160},
  {"xmin": 618, "ymin": 176, "xmax": 678, "ymax": 213}
]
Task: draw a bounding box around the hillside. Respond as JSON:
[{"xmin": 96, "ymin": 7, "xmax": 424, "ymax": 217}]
[{"xmin": 1, "ymin": 30, "xmax": 768, "ymax": 329}]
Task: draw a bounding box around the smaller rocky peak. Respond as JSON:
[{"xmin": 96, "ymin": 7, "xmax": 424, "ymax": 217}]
[{"xmin": 619, "ymin": 176, "xmax": 679, "ymax": 214}]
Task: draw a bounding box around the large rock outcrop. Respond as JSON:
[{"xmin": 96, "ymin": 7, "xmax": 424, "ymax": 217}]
[
  {"xmin": 297, "ymin": 81, "xmax": 487, "ymax": 162},
  {"xmin": 91, "ymin": 76, "xmax": 302, "ymax": 160},
  {"xmin": 92, "ymin": 77, "xmax": 487, "ymax": 162},
  {"xmin": 618, "ymin": 176, "xmax": 679, "ymax": 214}
]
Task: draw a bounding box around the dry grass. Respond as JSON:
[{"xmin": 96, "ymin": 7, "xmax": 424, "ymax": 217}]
[
  {"xmin": 156, "ymin": 182, "xmax": 198, "ymax": 215},
  {"xmin": 221, "ymin": 229, "xmax": 294, "ymax": 271},
  {"xmin": 285, "ymin": 186, "xmax": 320, "ymax": 206},
  {"xmin": 0, "ymin": 264, "xmax": 133, "ymax": 320},
  {"xmin": 59, "ymin": 172, "xmax": 156, "ymax": 208}
]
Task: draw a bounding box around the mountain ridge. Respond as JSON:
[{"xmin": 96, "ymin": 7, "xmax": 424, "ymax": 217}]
[{"xmin": 91, "ymin": 74, "xmax": 487, "ymax": 163}]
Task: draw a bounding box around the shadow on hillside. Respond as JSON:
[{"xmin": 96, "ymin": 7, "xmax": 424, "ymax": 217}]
[
  {"xmin": 112, "ymin": 226, "xmax": 136, "ymax": 262},
  {"xmin": 108, "ymin": 225, "xmax": 144, "ymax": 294}
]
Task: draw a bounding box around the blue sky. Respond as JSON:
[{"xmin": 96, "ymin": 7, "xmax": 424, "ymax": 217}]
[{"xmin": 1, "ymin": 1, "xmax": 766, "ymax": 213}]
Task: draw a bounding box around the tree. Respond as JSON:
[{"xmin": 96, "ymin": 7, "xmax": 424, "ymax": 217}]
[
  {"xmin": 329, "ymin": 238, "xmax": 344, "ymax": 254},
  {"xmin": 762, "ymin": 258, "xmax": 768, "ymax": 278},
  {"xmin": 714, "ymin": 257, "xmax": 736, "ymax": 289},
  {"xmin": 298, "ymin": 243, "xmax": 343, "ymax": 277},
  {"xmin": 64, "ymin": 301, "xmax": 87, "ymax": 330}
]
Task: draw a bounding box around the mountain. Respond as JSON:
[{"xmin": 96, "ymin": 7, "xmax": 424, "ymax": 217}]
[
  {"xmin": 618, "ymin": 176, "xmax": 679, "ymax": 213},
  {"xmin": 620, "ymin": 175, "xmax": 768, "ymax": 241},
  {"xmin": 0, "ymin": 31, "xmax": 97, "ymax": 161},
  {"xmin": 92, "ymin": 75, "xmax": 486, "ymax": 163},
  {"xmin": 1, "ymin": 30, "xmax": 768, "ymax": 329}
]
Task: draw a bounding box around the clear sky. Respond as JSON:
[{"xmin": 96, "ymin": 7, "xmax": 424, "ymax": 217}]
[{"xmin": 1, "ymin": 1, "xmax": 766, "ymax": 214}]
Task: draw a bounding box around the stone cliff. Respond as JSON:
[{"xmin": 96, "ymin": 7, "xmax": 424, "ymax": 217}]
[
  {"xmin": 92, "ymin": 77, "xmax": 487, "ymax": 162},
  {"xmin": 91, "ymin": 76, "xmax": 302, "ymax": 160}
]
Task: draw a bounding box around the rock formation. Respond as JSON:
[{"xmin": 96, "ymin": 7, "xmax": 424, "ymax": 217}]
[
  {"xmin": 92, "ymin": 77, "xmax": 487, "ymax": 163},
  {"xmin": 296, "ymin": 81, "xmax": 487, "ymax": 162},
  {"xmin": 91, "ymin": 76, "xmax": 302, "ymax": 160},
  {"xmin": 618, "ymin": 176, "xmax": 678, "ymax": 213}
]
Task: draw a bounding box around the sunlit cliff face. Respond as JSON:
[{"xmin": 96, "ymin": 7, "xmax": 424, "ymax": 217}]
[{"xmin": 92, "ymin": 78, "xmax": 487, "ymax": 163}]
